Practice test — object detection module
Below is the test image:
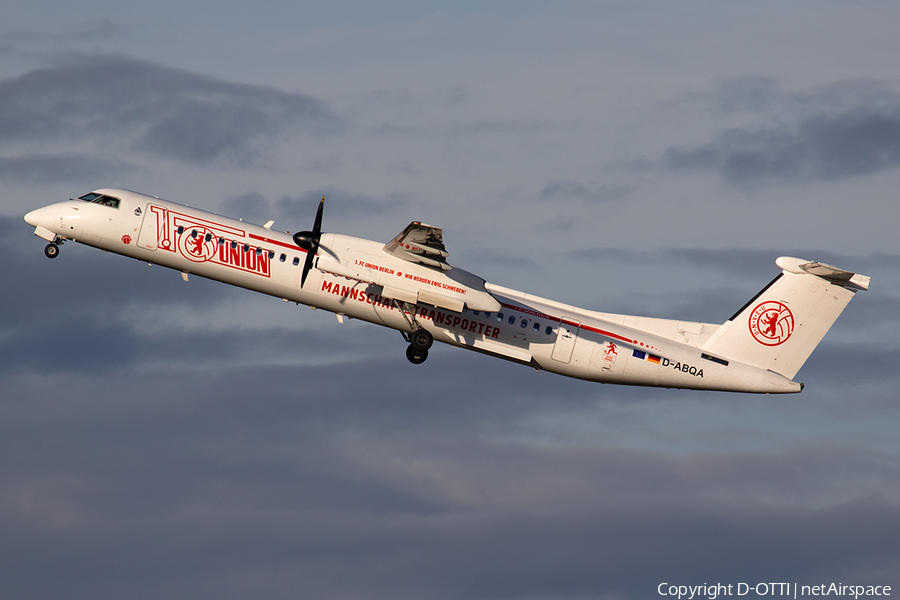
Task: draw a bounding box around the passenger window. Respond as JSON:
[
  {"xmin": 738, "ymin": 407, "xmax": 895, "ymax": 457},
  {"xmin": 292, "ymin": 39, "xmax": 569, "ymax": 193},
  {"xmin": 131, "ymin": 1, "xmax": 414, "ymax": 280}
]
[
  {"xmin": 218, "ymin": 238, "xmax": 225, "ymax": 245},
  {"xmin": 230, "ymin": 240, "xmax": 237, "ymax": 249},
  {"xmin": 255, "ymin": 247, "xmax": 262, "ymax": 256},
  {"xmin": 483, "ymin": 313, "xmax": 490, "ymax": 319},
  {"xmin": 243, "ymin": 244, "xmax": 249, "ymax": 252},
  {"xmin": 545, "ymin": 326, "xmax": 552, "ymax": 335},
  {"xmin": 279, "ymin": 254, "xmax": 286, "ymax": 262},
  {"xmin": 533, "ymin": 322, "xmax": 540, "ymax": 331},
  {"xmin": 520, "ymin": 319, "xmax": 528, "ymax": 328},
  {"xmin": 473, "ymin": 311, "xmax": 480, "ymax": 316},
  {"xmin": 497, "ymin": 313, "xmax": 504, "ymax": 322},
  {"xmin": 268, "ymin": 251, "xmax": 275, "ymax": 259},
  {"xmin": 205, "ymin": 233, "xmax": 212, "ymax": 242},
  {"xmin": 292, "ymin": 257, "xmax": 300, "ymax": 266},
  {"xmin": 190, "ymin": 230, "xmax": 197, "ymax": 238},
  {"xmin": 508, "ymin": 315, "xmax": 515, "ymax": 325},
  {"xmin": 177, "ymin": 226, "xmax": 185, "ymax": 235}
]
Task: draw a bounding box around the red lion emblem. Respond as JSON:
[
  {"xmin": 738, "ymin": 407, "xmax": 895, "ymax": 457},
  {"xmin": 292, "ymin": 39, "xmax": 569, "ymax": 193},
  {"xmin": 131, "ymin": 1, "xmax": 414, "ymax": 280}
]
[
  {"xmin": 121, "ymin": 235, "xmax": 132, "ymax": 245},
  {"xmin": 749, "ymin": 301, "xmax": 794, "ymax": 346}
]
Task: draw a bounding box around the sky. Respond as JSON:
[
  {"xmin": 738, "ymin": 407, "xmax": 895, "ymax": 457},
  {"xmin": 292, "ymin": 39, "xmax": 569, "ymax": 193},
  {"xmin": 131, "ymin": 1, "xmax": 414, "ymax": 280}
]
[{"xmin": 2, "ymin": 2, "xmax": 900, "ymax": 599}]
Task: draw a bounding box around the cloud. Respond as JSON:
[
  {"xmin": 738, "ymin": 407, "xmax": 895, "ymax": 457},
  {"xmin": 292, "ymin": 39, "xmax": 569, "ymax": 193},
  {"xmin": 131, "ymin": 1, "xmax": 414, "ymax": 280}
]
[
  {"xmin": 218, "ymin": 193, "xmax": 273, "ymax": 226},
  {"xmin": 276, "ymin": 188, "xmax": 409, "ymax": 224},
  {"xmin": 662, "ymin": 79, "xmax": 900, "ymax": 187},
  {"xmin": 2, "ymin": 356, "xmax": 899, "ymax": 599},
  {"xmin": 0, "ymin": 20, "xmax": 126, "ymax": 45},
  {"xmin": 540, "ymin": 180, "xmax": 631, "ymax": 203},
  {"xmin": 0, "ymin": 54, "xmax": 341, "ymax": 165},
  {"xmin": 0, "ymin": 153, "xmax": 138, "ymax": 184}
]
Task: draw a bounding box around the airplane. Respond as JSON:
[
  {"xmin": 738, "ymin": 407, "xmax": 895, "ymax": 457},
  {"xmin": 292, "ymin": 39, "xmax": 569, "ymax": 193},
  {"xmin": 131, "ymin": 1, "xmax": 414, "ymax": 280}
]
[{"xmin": 24, "ymin": 188, "xmax": 870, "ymax": 393}]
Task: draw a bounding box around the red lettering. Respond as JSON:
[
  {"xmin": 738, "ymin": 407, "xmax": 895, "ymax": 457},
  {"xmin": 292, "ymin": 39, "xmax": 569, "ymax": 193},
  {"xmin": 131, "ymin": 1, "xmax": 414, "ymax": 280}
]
[
  {"xmin": 366, "ymin": 293, "xmax": 373, "ymax": 304},
  {"xmin": 229, "ymin": 245, "xmax": 241, "ymax": 266},
  {"xmin": 477, "ymin": 323, "xmax": 485, "ymax": 335},
  {"xmin": 452, "ymin": 316, "xmax": 461, "ymax": 328},
  {"xmin": 341, "ymin": 285, "xmax": 350, "ymax": 297},
  {"xmin": 322, "ymin": 281, "xmax": 333, "ymax": 293},
  {"xmin": 427, "ymin": 309, "xmax": 435, "ymax": 321},
  {"xmin": 349, "ymin": 288, "xmax": 358, "ymax": 300},
  {"xmin": 258, "ymin": 252, "xmax": 269, "ymax": 275},
  {"xmin": 461, "ymin": 319, "xmax": 469, "ymax": 330},
  {"xmin": 492, "ymin": 326, "xmax": 499, "ymax": 339},
  {"xmin": 469, "ymin": 320, "xmax": 478, "ymax": 333}
]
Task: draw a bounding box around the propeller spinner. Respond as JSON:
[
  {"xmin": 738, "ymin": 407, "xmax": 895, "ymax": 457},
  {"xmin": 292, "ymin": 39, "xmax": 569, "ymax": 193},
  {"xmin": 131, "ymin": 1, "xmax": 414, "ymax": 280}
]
[{"xmin": 292, "ymin": 197, "xmax": 324, "ymax": 288}]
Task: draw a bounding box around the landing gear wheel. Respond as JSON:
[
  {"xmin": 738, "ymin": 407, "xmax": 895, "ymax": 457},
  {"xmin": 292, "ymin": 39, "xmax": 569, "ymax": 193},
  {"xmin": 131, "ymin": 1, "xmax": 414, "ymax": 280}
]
[
  {"xmin": 410, "ymin": 328, "xmax": 433, "ymax": 351},
  {"xmin": 44, "ymin": 243, "xmax": 59, "ymax": 259},
  {"xmin": 406, "ymin": 345, "xmax": 428, "ymax": 364}
]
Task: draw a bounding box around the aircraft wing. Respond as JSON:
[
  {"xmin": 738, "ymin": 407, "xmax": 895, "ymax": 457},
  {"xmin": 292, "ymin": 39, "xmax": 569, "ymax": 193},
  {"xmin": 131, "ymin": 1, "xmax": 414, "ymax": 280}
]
[{"xmin": 383, "ymin": 221, "xmax": 451, "ymax": 271}]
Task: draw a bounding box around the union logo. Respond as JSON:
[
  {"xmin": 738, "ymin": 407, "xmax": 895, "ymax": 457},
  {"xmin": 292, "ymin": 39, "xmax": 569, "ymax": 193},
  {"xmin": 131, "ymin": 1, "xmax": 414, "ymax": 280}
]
[
  {"xmin": 121, "ymin": 234, "xmax": 132, "ymax": 245},
  {"xmin": 749, "ymin": 301, "xmax": 794, "ymax": 346},
  {"xmin": 177, "ymin": 226, "xmax": 218, "ymax": 263}
]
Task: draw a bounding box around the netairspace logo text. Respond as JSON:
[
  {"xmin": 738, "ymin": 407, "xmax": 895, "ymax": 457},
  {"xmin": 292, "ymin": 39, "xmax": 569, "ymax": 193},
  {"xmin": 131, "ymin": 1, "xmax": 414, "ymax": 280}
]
[{"xmin": 658, "ymin": 583, "xmax": 891, "ymax": 600}]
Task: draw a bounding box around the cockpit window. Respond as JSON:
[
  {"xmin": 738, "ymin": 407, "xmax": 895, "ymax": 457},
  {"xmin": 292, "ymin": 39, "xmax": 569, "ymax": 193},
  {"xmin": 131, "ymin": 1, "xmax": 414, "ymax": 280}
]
[{"xmin": 78, "ymin": 193, "xmax": 120, "ymax": 209}]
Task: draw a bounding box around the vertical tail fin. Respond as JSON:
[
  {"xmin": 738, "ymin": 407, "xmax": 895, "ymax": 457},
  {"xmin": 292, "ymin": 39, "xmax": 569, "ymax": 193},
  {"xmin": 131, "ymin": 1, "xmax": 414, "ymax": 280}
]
[{"xmin": 700, "ymin": 257, "xmax": 870, "ymax": 379}]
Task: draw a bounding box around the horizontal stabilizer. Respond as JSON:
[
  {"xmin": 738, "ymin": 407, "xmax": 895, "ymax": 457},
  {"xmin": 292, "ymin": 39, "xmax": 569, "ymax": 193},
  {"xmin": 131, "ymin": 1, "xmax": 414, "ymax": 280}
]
[{"xmin": 776, "ymin": 256, "xmax": 870, "ymax": 290}]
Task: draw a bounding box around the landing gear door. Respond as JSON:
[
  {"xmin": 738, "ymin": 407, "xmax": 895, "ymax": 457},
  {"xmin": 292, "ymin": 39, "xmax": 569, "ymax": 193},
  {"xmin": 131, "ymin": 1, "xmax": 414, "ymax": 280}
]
[{"xmin": 551, "ymin": 318, "xmax": 580, "ymax": 363}]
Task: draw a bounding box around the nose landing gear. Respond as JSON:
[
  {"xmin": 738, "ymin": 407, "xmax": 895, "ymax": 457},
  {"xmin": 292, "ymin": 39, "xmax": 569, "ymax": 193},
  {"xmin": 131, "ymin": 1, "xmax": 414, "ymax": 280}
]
[{"xmin": 44, "ymin": 243, "xmax": 60, "ymax": 259}]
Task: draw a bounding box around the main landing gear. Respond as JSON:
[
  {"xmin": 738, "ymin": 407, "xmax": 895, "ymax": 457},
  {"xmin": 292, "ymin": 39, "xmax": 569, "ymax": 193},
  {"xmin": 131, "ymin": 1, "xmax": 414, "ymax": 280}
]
[
  {"xmin": 395, "ymin": 300, "xmax": 434, "ymax": 365},
  {"xmin": 404, "ymin": 328, "xmax": 433, "ymax": 364}
]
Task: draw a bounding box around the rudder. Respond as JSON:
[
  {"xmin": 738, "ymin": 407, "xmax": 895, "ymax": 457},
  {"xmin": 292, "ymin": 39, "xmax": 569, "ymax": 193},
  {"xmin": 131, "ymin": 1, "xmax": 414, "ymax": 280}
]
[{"xmin": 700, "ymin": 257, "xmax": 870, "ymax": 379}]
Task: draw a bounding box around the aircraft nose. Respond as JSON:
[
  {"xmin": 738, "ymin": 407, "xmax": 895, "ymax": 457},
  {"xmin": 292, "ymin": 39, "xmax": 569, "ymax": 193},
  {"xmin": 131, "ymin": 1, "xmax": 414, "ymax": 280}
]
[{"xmin": 24, "ymin": 208, "xmax": 43, "ymax": 227}]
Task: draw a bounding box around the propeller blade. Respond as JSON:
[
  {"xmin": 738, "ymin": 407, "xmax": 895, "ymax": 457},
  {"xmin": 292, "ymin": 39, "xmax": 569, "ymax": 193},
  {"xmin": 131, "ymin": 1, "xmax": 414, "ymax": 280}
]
[
  {"xmin": 300, "ymin": 244, "xmax": 317, "ymax": 287},
  {"xmin": 312, "ymin": 197, "xmax": 323, "ymax": 234},
  {"xmin": 292, "ymin": 197, "xmax": 325, "ymax": 289}
]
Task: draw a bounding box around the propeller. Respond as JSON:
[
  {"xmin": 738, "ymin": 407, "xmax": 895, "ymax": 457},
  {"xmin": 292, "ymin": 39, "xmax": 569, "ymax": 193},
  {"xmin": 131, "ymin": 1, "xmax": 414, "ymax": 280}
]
[{"xmin": 292, "ymin": 197, "xmax": 324, "ymax": 288}]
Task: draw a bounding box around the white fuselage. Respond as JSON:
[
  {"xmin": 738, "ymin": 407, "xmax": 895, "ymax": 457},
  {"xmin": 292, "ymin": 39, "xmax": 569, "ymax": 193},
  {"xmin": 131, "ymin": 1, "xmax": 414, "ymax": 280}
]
[{"xmin": 25, "ymin": 189, "xmax": 803, "ymax": 393}]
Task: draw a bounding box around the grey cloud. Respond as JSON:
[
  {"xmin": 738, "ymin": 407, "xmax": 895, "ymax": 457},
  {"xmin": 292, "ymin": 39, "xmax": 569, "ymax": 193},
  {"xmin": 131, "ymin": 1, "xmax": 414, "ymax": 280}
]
[
  {"xmin": 570, "ymin": 246, "xmax": 879, "ymax": 280},
  {"xmin": 277, "ymin": 188, "xmax": 409, "ymax": 224},
  {"xmin": 0, "ymin": 21, "xmax": 126, "ymax": 45},
  {"xmin": 373, "ymin": 118, "xmax": 551, "ymax": 137},
  {"xmin": 2, "ymin": 356, "xmax": 899, "ymax": 600},
  {"xmin": 0, "ymin": 153, "xmax": 138, "ymax": 184},
  {"xmin": 663, "ymin": 78, "xmax": 900, "ymax": 187},
  {"xmin": 213, "ymin": 188, "xmax": 409, "ymax": 230},
  {"xmin": 540, "ymin": 179, "xmax": 631, "ymax": 203},
  {"xmin": 0, "ymin": 54, "xmax": 340, "ymax": 164},
  {"xmin": 218, "ymin": 193, "xmax": 272, "ymax": 226},
  {"xmin": 683, "ymin": 77, "xmax": 900, "ymax": 118}
]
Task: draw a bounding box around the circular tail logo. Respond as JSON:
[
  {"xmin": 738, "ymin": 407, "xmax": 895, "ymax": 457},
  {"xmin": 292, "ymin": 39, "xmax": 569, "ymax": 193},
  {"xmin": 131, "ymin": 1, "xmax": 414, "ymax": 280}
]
[{"xmin": 749, "ymin": 301, "xmax": 794, "ymax": 346}]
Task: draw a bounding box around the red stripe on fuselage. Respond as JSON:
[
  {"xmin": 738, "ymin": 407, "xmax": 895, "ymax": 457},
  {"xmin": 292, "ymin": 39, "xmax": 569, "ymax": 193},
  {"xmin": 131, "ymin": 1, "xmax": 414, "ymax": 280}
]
[
  {"xmin": 500, "ymin": 302, "xmax": 637, "ymax": 344},
  {"xmin": 249, "ymin": 232, "xmax": 306, "ymax": 252}
]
